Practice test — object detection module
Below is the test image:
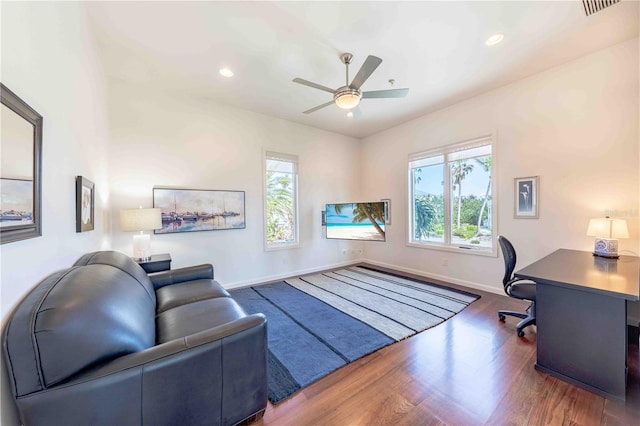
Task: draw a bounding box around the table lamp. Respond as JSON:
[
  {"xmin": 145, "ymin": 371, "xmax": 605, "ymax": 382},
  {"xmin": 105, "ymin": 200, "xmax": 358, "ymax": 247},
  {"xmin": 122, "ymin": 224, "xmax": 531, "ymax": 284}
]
[
  {"xmin": 586, "ymin": 216, "xmax": 629, "ymax": 259},
  {"xmin": 120, "ymin": 207, "xmax": 162, "ymax": 261}
]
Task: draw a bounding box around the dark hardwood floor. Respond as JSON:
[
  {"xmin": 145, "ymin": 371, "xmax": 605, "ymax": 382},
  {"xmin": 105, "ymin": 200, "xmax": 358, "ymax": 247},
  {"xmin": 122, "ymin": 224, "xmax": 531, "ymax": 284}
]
[{"xmin": 256, "ymin": 264, "xmax": 640, "ymax": 426}]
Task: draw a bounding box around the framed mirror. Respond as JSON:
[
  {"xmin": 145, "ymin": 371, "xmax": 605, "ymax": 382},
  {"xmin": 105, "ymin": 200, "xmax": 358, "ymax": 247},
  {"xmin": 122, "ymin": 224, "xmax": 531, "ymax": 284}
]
[{"xmin": 1, "ymin": 83, "xmax": 42, "ymax": 244}]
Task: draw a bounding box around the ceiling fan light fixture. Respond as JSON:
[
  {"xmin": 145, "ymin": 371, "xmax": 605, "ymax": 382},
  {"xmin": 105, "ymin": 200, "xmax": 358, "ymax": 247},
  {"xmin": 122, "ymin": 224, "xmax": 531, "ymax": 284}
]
[
  {"xmin": 334, "ymin": 88, "xmax": 361, "ymax": 109},
  {"xmin": 219, "ymin": 68, "xmax": 234, "ymax": 77},
  {"xmin": 485, "ymin": 33, "xmax": 504, "ymax": 46}
]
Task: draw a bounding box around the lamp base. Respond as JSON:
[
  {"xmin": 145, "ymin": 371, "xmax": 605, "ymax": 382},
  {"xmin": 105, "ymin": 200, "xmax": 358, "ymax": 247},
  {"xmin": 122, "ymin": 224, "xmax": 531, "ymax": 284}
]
[
  {"xmin": 593, "ymin": 237, "xmax": 619, "ymax": 259},
  {"xmin": 132, "ymin": 233, "xmax": 151, "ymax": 261}
]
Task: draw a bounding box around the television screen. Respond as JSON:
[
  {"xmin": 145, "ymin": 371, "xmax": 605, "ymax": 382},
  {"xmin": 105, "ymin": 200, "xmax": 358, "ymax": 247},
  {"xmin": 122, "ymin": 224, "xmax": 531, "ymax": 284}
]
[{"xmin": 325, "ymin": 202, "xmax": 386, "ymax": 241}]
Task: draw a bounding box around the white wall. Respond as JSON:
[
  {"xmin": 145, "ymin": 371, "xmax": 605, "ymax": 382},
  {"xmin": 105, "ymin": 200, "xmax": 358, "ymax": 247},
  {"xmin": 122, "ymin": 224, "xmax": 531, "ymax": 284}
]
[
  {"xmin": 360, "ymin": 38, "xmax": 639, "ymax": 295},
  {"xmin": 0, "ymin": 3, "xmax": 111, "ymax": 424},
  {"xmin": 107, "ymin": 82, "xmax": 363, "ymax": 287},
  {"xmin": 0, "ymin": 3, "xmax": 637, "ymax": 423}
]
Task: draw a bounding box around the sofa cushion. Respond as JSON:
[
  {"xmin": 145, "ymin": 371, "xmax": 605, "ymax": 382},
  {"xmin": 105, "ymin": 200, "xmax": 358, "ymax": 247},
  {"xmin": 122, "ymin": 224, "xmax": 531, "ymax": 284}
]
[
  {"xmin": 156, "ymin": 298, "xmax": 247, "ymax": 344},
  {"xmin": 74, "ymin": 250, "xmax": 156, "ymax": 305},
  {"xmin": 33, "ymin": 264, "xmax": 156, "ymax": 387},
  {"xmin": 155, "ymin": 279, "xmax": 230, "ymax": 314}
]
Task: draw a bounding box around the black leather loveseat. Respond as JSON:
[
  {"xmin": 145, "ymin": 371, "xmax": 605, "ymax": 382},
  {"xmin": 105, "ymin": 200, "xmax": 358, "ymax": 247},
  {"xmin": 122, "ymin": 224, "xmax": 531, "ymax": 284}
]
[{"xmin": 2, "ymin": 251, "xmax": 267, "ymax": 426}]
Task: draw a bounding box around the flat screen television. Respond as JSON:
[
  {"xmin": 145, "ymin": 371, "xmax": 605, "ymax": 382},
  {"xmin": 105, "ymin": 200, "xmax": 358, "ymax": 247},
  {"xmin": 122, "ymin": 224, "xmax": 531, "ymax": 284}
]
[{"xmin": 325, "ymin": 202, "xmax": 386, "ymax": 241}]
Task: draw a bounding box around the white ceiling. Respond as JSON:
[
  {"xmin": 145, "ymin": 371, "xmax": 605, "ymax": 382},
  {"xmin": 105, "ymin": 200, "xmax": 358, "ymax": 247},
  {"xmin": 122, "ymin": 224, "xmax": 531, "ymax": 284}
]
[{"xmin": 86, "ymin": 1, "xmax": 639, "ymax": 139}]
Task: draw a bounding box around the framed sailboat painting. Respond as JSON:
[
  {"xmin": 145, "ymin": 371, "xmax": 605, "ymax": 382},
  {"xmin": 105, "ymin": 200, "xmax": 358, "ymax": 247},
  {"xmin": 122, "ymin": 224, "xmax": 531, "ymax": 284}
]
[{"xmin": 153, "ymin": 187, "xmax": 246, "ymax": 234}]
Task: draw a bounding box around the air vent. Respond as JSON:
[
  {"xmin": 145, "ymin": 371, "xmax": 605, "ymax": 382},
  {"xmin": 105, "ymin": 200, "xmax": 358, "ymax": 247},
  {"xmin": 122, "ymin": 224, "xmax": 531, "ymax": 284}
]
[{"xmin": 582, "ymin": 0, "xmax": 620, "ymax": 16}]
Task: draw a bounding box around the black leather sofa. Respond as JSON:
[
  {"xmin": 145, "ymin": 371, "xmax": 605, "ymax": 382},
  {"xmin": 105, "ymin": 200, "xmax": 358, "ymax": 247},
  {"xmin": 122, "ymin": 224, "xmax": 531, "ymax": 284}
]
[{"xmin": 2, "ymin": 251, "xmax": 267, "ymax": 426}]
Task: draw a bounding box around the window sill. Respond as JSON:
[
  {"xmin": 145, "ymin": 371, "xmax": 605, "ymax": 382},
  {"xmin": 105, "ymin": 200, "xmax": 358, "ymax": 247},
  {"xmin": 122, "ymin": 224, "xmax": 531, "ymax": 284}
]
[
  {"xmin": 407, "ymin": 241, "xmax": 497, "ymax": 257},
  {"xmin": 265, "ymin": 241, "xmax": 300, "ymax": 251}
]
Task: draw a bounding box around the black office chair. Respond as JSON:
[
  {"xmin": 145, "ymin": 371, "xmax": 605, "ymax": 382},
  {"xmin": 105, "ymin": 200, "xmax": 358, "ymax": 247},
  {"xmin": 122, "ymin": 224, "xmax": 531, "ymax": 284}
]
[{"xmin": 497, "ymin": 236, "xmax": 536, "ymax": 337}]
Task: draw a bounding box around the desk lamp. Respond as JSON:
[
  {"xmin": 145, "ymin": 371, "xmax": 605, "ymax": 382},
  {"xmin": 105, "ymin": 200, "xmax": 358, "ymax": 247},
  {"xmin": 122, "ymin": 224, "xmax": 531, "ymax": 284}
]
[
  {"xmin": 586, "ymin": 216, "xmax": 629, "ymax": 259},
  {"xmin": 120, "ymin": 207, "xmax": 162, "ymax": 261}
]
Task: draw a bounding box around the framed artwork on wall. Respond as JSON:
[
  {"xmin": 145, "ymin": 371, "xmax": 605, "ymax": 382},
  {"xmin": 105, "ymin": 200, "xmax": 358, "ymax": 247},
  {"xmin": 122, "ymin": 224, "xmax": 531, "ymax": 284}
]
[
  {"xmin": 1, "ymin": 83, "xmax": 43, "ymax": 244},
  {"xmin": 76, "ymin": 176, "xmax": 95, "ymax": 232},
  {"xmin": 514, "ymin": 176, "xmax": 539, "ymax": 219},
  {"xmin": 153, "ymin": 187, "xmax": 245, "ymax": 234}
]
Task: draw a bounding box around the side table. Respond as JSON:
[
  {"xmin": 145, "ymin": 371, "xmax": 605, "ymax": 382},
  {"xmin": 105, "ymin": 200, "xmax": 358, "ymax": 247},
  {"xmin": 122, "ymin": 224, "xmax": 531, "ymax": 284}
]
[{"xmin": 135, "ymin": 253, "xmax": 172, "ymax": 273}]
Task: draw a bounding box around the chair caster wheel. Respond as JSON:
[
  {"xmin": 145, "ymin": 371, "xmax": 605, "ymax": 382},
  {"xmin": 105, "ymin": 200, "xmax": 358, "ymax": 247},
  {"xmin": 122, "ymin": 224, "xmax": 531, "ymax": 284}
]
[
  {"xmin": 517, "ymin": 330, "xmax": 525, "ymax": 337},
  {"xmin": 499, "ymin": 314, "xmax": 505, "ymax": 322}
]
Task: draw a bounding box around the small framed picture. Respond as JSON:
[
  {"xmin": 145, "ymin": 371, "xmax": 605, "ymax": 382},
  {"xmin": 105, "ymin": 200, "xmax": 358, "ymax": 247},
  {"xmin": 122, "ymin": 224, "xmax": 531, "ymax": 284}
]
[
  {"xmin": 514, "ymin": 176, "xmax": 539, "ymax": 219},
  {"xmin": 381, "ymin": 198, "xmax": 391, "ymax": 225},
  {"xmin": 76, "ymin": 176, "xmax": 95, "ymax": 232}
]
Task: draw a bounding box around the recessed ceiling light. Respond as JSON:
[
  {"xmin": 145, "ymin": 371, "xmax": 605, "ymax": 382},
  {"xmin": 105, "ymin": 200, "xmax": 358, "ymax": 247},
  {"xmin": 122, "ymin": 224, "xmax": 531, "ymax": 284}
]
[
  {"xmin": 347, "ymin": 111, "xmax": 354, "ymax": 118},
  {"xmin": 219, "ymin": 68, "xmax": 234, "ymax": 78},
  {"xmin": 485, "ymin": 33, "xmax": 504, "ymax": 46}
]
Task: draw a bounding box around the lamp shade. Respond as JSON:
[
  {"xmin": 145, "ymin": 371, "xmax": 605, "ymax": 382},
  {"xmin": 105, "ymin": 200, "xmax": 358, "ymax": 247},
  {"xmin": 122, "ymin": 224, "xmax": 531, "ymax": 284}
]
[
  {"xmin": 586, "ymin": 217, "xmax": 629, "ymax": 239},
  {"xmin": 120, "ymin": 208, "xmax": 162, "ymax": 232}
]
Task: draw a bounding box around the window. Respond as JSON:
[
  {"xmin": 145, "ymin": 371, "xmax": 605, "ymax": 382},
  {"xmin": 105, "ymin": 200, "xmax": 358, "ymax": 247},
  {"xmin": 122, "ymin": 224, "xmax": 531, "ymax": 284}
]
[
  {"xmin": 408, "ymin": 136, "xmax": 495, "ymax": 254},
  {"xmin": 264, "ymin": 151, "xmax": 298, "ymax": 249}
]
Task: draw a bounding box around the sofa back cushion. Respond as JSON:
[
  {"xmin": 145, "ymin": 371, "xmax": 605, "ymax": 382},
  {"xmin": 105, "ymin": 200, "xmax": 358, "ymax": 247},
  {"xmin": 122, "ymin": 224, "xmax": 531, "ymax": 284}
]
[
  {"xmin": 74, "ymin": 250, "xmax": 156, "ymax": 306},
  {"xmin": 4, "ymin": 264, "xmax": 156, "ymax": 396}
]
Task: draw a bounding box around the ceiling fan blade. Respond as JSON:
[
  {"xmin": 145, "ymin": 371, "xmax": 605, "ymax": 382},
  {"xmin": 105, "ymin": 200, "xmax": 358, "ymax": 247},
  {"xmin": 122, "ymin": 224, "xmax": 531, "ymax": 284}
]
[
  {"xmin": 350, "ymin": 55, "xmax": 382, "ymax": 90},
  {"xmin": 362, "ymin": 88, "xmax": 409, "ymax": 99},
  {"xmin": 303, "ymin": 100, "xmax": 335, "ymax": 114},
  {"xmin": 293, "ymin": 78, "xmax": 336, "ymax": 94}
]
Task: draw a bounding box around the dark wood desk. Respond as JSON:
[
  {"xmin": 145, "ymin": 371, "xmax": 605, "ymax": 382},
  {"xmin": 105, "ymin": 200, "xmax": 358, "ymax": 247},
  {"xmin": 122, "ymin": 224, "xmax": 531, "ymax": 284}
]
[{"xmin": 515, "ymin": 249, "xmax": 639, "ymax": 401}]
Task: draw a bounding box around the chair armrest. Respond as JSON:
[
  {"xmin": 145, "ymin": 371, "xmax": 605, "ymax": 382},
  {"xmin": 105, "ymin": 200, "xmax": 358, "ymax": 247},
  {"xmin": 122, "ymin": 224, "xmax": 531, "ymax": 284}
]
[
  {"xmin": 149, "ymin": 264, "xmax": 214, "ymax": 289},
  {"xmin": 507, "ymin": 277, "xmax": 536, "ymax": 286}
]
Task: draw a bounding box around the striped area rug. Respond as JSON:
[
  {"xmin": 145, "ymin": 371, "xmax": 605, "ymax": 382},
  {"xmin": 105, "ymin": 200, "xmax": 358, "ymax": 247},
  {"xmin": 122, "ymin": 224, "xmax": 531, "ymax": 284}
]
[{"xmin": 230, "ymin": 266, "xmax": 479, "ymax": 403}]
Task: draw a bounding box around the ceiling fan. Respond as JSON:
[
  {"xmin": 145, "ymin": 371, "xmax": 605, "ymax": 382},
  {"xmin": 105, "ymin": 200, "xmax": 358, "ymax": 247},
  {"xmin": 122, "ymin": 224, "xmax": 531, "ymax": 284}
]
[{"xmin": 293, "ymin": 53, "xmax": 409, "ymax": 115}]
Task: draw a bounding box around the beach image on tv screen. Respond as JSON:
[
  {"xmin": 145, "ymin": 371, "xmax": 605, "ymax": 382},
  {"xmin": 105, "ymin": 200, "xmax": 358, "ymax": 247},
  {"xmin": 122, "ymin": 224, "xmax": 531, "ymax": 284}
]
[{"xmin": 325, "ymin": 202, "xmax": 385, "ymax": 241}]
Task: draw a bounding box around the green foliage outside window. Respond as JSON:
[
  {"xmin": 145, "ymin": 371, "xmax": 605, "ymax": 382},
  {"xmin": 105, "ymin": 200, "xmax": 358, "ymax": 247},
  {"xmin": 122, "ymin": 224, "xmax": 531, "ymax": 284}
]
[
  {"xmin": 266, "ymin": 171, "xmax": 295, "ymax": 243},
  {"xmin": 411, "ymin": 148, "xmax": 493, "ymax": 249}
]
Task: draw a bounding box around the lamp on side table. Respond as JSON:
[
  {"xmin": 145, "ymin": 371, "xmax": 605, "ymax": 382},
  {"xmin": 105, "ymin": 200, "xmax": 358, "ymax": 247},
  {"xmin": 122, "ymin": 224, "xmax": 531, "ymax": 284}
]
[{"xmin": 120, "ymin": 207, "xmax": 162, "ymax": 261}]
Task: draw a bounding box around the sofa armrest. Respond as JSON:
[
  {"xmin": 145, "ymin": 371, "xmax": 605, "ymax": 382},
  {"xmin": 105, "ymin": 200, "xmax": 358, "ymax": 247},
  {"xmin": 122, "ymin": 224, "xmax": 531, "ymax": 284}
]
[
  {"xmin": 149, "ymin": 264, "xmax": 214, "ymax": 289},
  {"xmin": 15, "ymin": 314, "xmax": 267, "ymax": 426}
]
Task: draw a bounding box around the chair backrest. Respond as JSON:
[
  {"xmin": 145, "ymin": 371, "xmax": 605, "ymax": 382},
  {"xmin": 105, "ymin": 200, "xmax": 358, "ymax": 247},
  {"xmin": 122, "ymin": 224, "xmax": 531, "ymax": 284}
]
[{"xmin": 498, "ymin": 236, "xmax": 517, "ymax": 292}]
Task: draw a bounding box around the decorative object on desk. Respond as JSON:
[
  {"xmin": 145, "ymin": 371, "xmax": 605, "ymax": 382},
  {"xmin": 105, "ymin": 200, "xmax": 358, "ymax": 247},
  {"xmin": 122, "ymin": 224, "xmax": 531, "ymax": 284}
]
[
  {"xmin": 153, "ymin": 187, "xmax": 245, "ymax": 234},
  {"xmin": 514, "ymin": 176, "xmax": 539, "ymax": 218},
  {"xmin": 75, "ymin": 176, "xmax": 95, "ymax": 232},
  {"xmin": 586, "ymin": 216, "xmax": 628, "ymax": 258},
  {"xmin": 120, "ymin": 207, "xmax": 162, "ymax": 261},
  {"xmin": 381, "ymin": 198, "xmax": 391, "ymax": 225},
  {"xmin": 1, "ymin": 83, "xmax": 43, "ymax": 244}
]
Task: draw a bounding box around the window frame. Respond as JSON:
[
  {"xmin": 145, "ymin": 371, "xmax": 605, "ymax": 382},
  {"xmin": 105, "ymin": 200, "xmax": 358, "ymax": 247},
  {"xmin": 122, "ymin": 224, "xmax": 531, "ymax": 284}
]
[
  {"xmin": 407, "ymin": 134, "xmax": 497, "ymax": 257},
  {"xmin": 263, "ymin": 150, "xmax": 300, "ymax": 251}
]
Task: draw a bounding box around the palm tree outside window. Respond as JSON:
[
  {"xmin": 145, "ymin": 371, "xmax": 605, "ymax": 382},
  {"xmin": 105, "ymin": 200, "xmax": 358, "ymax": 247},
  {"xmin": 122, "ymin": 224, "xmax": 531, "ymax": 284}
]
[
  {"xmin": 264, "ymin": 151, "xmax": 298, "ymax": 249},
  {"xmin": 408, "ymin": 136, "xmax": 495, "ymax": 254}
]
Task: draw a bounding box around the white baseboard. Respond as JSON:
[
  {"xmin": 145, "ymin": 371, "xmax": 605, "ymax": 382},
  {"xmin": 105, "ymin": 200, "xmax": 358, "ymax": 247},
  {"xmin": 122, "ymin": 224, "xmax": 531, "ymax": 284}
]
[
  {"xmin": 224, "ymin": 257, "xmax": 365, "ymax": 290},
  {"xmin": 362, "ymin": 259, "xmax": 504, "ymax": 296}
]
